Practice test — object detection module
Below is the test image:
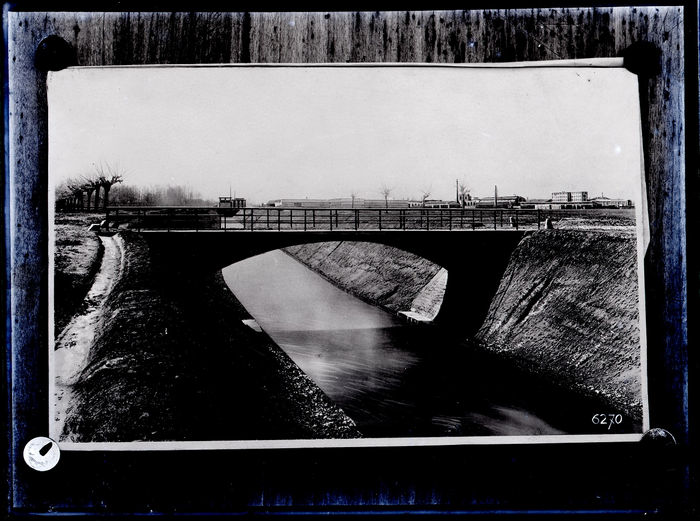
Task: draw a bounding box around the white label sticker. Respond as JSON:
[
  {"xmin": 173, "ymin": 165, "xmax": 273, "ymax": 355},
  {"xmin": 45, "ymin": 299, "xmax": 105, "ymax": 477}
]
[{"xmin": 23, "ymin": 437, "xmax": 60, "ymax": 471}]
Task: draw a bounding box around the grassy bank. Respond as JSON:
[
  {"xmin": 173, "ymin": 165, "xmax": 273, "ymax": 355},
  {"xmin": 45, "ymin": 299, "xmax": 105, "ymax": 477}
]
[{"xmin": 59, "ymin": 230, "xmax": 360, "ymax": 442}]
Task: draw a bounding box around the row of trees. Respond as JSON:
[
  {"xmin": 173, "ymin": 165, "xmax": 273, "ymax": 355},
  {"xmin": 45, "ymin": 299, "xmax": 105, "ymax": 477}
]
[
  {"xmin": 56, "ymin": 162, "xmax": 214, "ymax": 211},
  {"xmin": 108, "ymin": 183, "xmax": 213, "ymax": 207},
  {"xmin": 56, "ymin": 162, "xmax": 125, "ymax": 212}
]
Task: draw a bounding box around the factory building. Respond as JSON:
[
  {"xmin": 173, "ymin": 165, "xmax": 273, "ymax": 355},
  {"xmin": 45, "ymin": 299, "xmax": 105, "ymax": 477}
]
[{"xmin": 552, "ymin": 191, "xmax": 588, "ymax": 203}]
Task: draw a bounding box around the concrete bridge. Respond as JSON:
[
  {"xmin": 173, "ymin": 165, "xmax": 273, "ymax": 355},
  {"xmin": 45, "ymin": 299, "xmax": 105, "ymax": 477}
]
[{"xmin": 107, "ymin": 207, "xmax": 535, "ymax": 335}]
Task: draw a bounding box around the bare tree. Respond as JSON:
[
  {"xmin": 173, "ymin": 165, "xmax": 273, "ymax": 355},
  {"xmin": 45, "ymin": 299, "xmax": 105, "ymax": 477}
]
[
  {"xmin": 55, "ymin": 177, "xmax": 82, "ymax": 211},
  {"xmin": 379, "ymin": 183, "xmax": 393, "ymax": 209},
  {"xmin": 80, "ymin": 173, "xmax": 102, "ymax": 211},
  {"xmin": 94, "ymin": 161, "xmax": 126, "ymax": 210},
  {"xmin": 458, "ymin": 178, "xmax": 471, "ymax": 208},
  {"xmin": 350, "ymin": 190, "xmax": 357, "ymax": 208},
  {"xmin": 65, "ymin": 177, "xmax": 87, "ymax": 211},
  {"xmin": 419, "ymin": 184, "xmax": 432, "ymax": 207},
  {"xmin": 54, "ymin": 179, "xmax": 73, "ymax": 203}
]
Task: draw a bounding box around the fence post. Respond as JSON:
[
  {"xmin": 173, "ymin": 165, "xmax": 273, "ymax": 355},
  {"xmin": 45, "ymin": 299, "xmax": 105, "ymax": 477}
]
[
  {"xmin": 329, "ymin": 209, "xmax": 333, "ymax": 231},
  {"xmin": 355, "ymin": 209, "xmax": 359, "ymax": 231},
  {"xmin": 426, "ymin": 210, "xmax": 429, "ymax": 231},
  {"xmin": 304, "ymin": 210, "xmax": 307, "ymax": 231},
  {"xmin": 278, "ymin": 209, "xmax": 281, "ymax": 231},
  {"xmin": 267, "ymin": 208, "xmax": 270, "ymax": 229},
  {"xmin": 449, "ymin": 209, "xmax": 452, "ymax": 230},
  {"xmin": 515, "ymin": 210, "xmax": 519, "ymax": 230},
  {"xmin": 537, "ymin": 209, "xmax": 541, "ymax": 229},
  {"xmin": 493, "ymin": 210, "xmax": 496, "ymax": 230},
  {"xmin": 378, "ymin": 210, "xmax": 381, "ymax": 231},
  {"xmin": 290, "ymin": 209, "xmax": 293, "ymax": 230}
]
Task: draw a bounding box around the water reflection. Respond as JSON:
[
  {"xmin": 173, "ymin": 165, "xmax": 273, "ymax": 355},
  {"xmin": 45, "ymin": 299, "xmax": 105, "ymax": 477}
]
[
  {"xmin": 222, "ymin": 249, "xmax": 623, "ymax": 438},
  {"xmin": 222, "ymin": 249, "xmax": 401, "ymax": 333}
]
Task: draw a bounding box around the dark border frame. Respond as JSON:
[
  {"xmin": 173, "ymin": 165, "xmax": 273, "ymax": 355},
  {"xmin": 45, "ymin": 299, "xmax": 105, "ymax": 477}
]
[{"xmin": 3, "ymin": 3, "xmax": 696, "ymax": 515}]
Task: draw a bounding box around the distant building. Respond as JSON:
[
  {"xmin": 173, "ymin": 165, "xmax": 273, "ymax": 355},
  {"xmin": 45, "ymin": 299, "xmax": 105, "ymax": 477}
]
[
  {"xmin": 521, "ymin": 198, "xmax": 553, "ymax": 209},
  {"xmin": 267, "ymin": 198, "xmax": 330, "ymax": 208},
  {"xmin": 474, "ymin": 195, "xmax": 526, "ymax": 208},
  {"xmin": 458, "ymin": 193, "xmax": 476, "ymax": 207},
  {"xmin": 552, "ymin": 191, "xmax": 588, "ymax": 203},
  {"xmin": 364, "ymin": 199, "xmax": 411, "ymax": 209},
  {"xmin": 422, "ymin": 199, "xmax": 461, "ymax": 209},
  {"xmin": 590, "ymin": 196, "xmax": 634, "ymax": 208},
  {"xmin": 571, "ymin": 191, "xmax": 588, "ymax": 202},
  {"xmin": 551, "ymin": 191, "xmax": 570, "ymax": 203},
  {"xmin": 219, "ymin": 196, "xmax": 246, "ymax": 208},
  {"xmin": 266, "ymin": 198, "xmax": 411, "ymax": 209}
]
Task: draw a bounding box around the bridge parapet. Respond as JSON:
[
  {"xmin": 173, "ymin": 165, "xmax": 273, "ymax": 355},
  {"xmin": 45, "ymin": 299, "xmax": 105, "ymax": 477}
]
[{"xmin": 105, "ymin": 206, "xmax": 551, "ymax": 232}]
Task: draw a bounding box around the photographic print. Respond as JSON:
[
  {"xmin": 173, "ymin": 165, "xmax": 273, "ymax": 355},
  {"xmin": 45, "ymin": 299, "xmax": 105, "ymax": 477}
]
[{"xmin": 47, "ymin": 63, "xmax": 648, "ymax": 448}]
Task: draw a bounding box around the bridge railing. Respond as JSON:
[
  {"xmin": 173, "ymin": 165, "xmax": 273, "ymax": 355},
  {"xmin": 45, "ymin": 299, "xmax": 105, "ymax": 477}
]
[{"xmin": 103, "ymin": 206, "xmax": 577, "ymax": 232}]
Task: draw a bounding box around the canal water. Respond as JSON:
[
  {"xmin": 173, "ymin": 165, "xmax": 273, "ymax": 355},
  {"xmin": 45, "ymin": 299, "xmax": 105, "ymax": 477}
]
[{"xmin": 222, "ymin": 249, "xmax": 629, "ymax": 438}]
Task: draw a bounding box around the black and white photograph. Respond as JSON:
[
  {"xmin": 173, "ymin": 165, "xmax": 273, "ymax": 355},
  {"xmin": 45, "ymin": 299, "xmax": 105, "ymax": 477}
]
[
  {"xmin": 48, "ymin": 62, "xmax": 648, "ymax": 448},
  {"xmin": 5, "ymin": 4, "xmax": 693, "ymax": 516}
]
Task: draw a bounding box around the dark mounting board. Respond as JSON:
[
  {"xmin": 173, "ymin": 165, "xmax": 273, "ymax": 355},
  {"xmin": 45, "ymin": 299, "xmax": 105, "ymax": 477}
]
[{"xmin": 4, "ymin": 4, "xmax": 696, "ymax": 516}]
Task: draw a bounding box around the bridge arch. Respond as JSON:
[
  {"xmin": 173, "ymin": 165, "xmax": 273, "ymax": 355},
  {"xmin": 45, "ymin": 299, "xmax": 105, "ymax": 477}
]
[{"xmin": 136, "ymin": 229, "xmax": 527, "ymax": 336}]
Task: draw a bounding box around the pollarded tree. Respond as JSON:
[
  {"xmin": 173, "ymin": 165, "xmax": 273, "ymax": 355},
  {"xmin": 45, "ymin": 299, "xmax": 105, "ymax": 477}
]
[
  {"xmin": 80, "ymin": 173, "xmax": 102, "ymax": 211},
  {"xmin": 65, "ymin": 177, "xmax": 87, "ymax": 211},
  {"xmin": 419, "ymin": 185, "xmax": 432, "ymax": 207},
  {"xmin": 379, "ymin": 183, "xmax": 393, "ymax": 209},
  {"xmin": 94, "ymin": 161, "xmax": 125, "ymax": 210}
]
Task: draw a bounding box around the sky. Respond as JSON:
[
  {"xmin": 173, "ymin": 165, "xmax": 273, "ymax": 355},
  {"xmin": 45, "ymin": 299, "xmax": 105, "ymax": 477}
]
[{"xmin": 48, "ymin": 64, "xmax": 642, "ymax": 206}]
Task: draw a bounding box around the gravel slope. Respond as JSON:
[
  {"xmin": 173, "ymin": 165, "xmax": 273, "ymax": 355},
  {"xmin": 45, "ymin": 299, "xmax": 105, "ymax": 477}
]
[
  {"xmin": 475, "ymin": 229, "xmax": 643, "ymax": 421},
  {"xmin": 57, "ymin": 231, "xmax": 360, "ymax": 442},
  {"xmin": 284, "ymin": 241, "xmax": 444, "ymax": 318}
]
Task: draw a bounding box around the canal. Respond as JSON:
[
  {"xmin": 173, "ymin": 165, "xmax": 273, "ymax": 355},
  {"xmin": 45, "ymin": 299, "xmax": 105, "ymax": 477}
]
[{"xmin": 222, "ymin": 249, "xmax": 627, "ymax": 438}]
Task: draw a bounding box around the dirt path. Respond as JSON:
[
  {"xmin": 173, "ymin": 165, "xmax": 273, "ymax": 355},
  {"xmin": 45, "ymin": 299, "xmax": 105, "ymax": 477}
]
[{"xmin": 52, "ymin": 234, "xmax": 124, "ymax": 440}]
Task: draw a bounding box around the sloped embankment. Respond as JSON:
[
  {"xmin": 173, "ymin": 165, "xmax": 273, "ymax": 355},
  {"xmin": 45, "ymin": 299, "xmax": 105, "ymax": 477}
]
[
  {"xmin": 284, "ymin": 242, "xmax": 446, "ymax": 320},
  {"xmin": 475, "ymin": 229, "xmax": 642, "ymax": 420},
  {"xmin": 54, "ymin": 213, "xmax": 105, "ymax": 337},
  {"xmin": 284, "ymin": 230, "xmax": 642, "ymax": 421},
  {"xmin": 61, "ymin": 231, "xmax": 360, "ymax": 442}
]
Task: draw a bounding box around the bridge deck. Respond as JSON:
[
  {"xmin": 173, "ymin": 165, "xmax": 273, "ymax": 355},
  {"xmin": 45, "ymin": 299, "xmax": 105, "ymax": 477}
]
[{"xmin": 105, "ymin": 206, "xmax": 553, "ymax": 233}]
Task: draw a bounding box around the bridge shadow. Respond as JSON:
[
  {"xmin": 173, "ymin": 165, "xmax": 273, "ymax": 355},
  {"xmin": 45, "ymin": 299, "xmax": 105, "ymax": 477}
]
[{"xmin": 137, "ymin": 230, "xmax": 528, "ymax": 337}]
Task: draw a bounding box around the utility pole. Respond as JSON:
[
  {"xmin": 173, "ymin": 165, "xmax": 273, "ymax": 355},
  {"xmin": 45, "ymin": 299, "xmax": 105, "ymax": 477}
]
[{"xmin": 456, "ymin": 179, "xmax": 459, "ymax": 205}]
